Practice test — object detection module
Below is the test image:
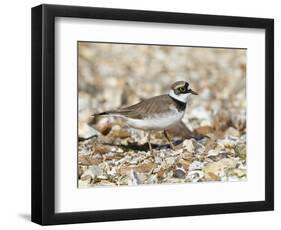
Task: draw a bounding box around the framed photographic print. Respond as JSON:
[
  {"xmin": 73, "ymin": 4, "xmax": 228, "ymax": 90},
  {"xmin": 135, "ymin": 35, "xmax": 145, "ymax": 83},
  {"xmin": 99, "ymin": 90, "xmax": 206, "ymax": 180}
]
[{"xmin": 31, "ymin": 4, "xmax": 274, "ymax": 225}]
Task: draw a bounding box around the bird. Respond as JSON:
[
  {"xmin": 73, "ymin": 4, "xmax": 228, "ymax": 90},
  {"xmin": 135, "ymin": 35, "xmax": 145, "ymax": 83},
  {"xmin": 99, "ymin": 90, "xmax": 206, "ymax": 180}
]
[{"xmin": 93, "ymin": 81, "xmax": 198, "ymax": 153}]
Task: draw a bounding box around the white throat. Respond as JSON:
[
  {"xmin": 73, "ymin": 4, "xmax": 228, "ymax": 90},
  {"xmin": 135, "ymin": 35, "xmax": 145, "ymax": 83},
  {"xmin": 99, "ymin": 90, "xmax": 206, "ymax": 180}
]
[{"xmin": 168, "ymin": 90, "xmax": 189, "ymax": 103}]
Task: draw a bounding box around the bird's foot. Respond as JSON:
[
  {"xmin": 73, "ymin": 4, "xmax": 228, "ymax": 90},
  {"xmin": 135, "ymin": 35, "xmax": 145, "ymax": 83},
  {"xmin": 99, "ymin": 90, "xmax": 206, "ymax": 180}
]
[{"xmin": 170, "ymin": 142, "xmax": 176, "ymax": 151}]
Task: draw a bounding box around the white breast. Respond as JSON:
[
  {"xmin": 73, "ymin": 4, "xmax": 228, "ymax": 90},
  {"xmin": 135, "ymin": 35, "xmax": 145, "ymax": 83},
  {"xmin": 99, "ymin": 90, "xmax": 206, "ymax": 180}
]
[{"xmin": 126, "ymin": 111, "xmax": 184, "ymax": 131}]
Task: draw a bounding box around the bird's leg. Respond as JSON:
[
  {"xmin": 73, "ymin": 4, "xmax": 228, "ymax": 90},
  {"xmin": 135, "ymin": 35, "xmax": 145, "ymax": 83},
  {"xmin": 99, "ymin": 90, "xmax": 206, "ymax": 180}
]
[
  {"xmin": 163, "ymin": 130, "xmax": 176, "ymax": 150},
  {"xmin": 147, "ymin": 131, "xmax": 153, "ymax": 154}
]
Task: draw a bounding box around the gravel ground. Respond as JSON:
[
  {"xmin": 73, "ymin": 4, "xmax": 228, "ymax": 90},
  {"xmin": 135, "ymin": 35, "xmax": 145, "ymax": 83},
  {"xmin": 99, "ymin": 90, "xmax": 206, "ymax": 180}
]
[{"xmin": 78, "ymin": 42, "xmax": 246, "ymax": 188}]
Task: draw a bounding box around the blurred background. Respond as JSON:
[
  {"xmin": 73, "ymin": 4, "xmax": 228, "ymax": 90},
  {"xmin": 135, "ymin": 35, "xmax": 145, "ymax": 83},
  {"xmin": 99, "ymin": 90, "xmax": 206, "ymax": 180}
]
[
  {"xmin": 78, "ymin": 42, "xmax": 247, "ymax": 187},
  {"xmin": 78, "ymin": 42, "xmax": 246, "ymax": 137}
]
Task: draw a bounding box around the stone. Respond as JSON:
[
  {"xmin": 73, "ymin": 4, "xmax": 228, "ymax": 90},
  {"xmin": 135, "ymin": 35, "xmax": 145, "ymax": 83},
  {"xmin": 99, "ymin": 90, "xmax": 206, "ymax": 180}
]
[
  {"xmin": 128, "ymin": 170, "xmax": 141, "ymax": 185},
  {"xmin": 107, "ymin": 167, "xmax": 117, "ymax": 177},
  {"xmin": 188, "ymin": 160, "xmax": 204, "ymax": 171},
  {"xmin": 203, "ymin": 158, "xmax": 237, "ymax": 176},
  {"xmin": 232, "ymin": 114, "xmax": 246, "ymax": 131},
  {"xmin": 134, "ymin": 163, "xmax": 157, "ymax": 173},
  {"xmin": 78, "ymin": 124, "xmax": 98, "ymax": 140},
  {"xmin": 129, "ymin": 158, "xmax": 139, "ymax": 165},
  {"xmin": 80, "ymin": 174, "xmax": 92, "ymax": 181},
  {"xmin": 235, "ymin": 144, "xmax": 246, "ymax": 160},
  {"xmin": 110, "ymin": 129, "xmax": 130, "ymax": 139},
  {"xmin": 225, "ymin": 127, "xmax": 240, "ymax": 137},
  {"xmin": 194, "ymin": 126, "xmax": 214, "ymax": 135},
  {"xmin": 205, "ymin": 172, "xmax": 221, "ymax": 181},
  {"xmin": 174, "ymin": 168, "xmax": 186, "ymax": 179},
  {"xmin": 88, "ymin": 165, "xmax": 103, "ymax": 177},
  {"xmin": 93, "ymin": 144, "xmax": 114, "ymax": 154},
  {"xmin": 147, "ymin": 175, "xmax": 158, "ymax": 184},
  {"xmin": 181, "ymin": 150, "xmax": 193, "ymax": 160},
  {"xmin": 95, "ymin": 118, "xmax": 112, "ymax": 136},
  {"xmin": 97, "ymin": 180, "xmax": 116, "ymax": 186},
  {"xmin": 119, "ymin": 163, "xmax": 157, "ymax": 175},
  {"xmin": 207, "ymin": 149, "xmax": 220, "ymax": 157},
  {"xmin": 78, "ymin": 179, "xmax": 91, "ymax": 188},
  {"xmin": 97, "ymin": 175, "xmax": 108, "ymax": 180},
  {"xmin": 227, "ymin": 168, "xmax": 246, "ymax": 178},
  {"xmin": 165, "ymin": 157, "xmax": 176, "ymax": 166},
  {"xmin": 177, "ymin": 159, "xmax": 191, "ymax": 170},
  {"xmin": 79, "ymin": 155, "xmax": 102, "ymax": 166},
  {"xmin": 154, "ymin": 156, "xmax": 162, "ymax": 164},
  {"xmin": 187, "ymin": 170, "xmax": 204, "ymax": 182},
  {"xmin": 217, "ymin": 137, "xmax": 236, "ymax": 149},
  {"xmin": 182, "ymin": 139, "xmax": 195, "ymax": 152}
]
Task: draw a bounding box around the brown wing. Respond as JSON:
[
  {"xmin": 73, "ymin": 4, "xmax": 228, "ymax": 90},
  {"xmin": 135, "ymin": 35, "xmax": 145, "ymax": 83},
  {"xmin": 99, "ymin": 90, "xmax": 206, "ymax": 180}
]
[{"xmin": 115, "ymin": 95, "xmax": 175, "ymax": 119}]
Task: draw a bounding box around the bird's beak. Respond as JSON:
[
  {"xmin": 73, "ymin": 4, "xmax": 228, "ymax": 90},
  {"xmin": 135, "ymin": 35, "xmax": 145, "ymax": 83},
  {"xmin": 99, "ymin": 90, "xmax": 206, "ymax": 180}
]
[{"xmin": 190, "ymin": 89, "xmax": 198, "ymax": 95}]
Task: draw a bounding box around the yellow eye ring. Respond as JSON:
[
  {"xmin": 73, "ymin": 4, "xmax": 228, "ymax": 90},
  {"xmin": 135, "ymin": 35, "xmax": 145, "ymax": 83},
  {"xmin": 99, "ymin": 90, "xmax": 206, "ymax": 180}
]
[{"xmin": 179, "ymin": 87, "xmax": 185, "ymax": 92}]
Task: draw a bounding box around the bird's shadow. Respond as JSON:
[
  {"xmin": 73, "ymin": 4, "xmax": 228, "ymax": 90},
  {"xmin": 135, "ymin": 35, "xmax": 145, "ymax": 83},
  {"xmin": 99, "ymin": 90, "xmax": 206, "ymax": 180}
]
[{"xmin": 108, "ymin": 140, "xmax": 184, "ymax": 152}]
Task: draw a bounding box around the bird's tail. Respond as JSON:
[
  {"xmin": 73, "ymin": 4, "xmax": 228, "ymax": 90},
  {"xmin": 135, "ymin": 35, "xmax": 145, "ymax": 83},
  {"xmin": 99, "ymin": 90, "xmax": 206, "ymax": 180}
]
[
  {"xmin": 89, "ymin": 110, "xmax": 116, "ymax": 126},
  {"xmin": 91, "ymin": 110, "xmax": 119, "ymax": 118}
]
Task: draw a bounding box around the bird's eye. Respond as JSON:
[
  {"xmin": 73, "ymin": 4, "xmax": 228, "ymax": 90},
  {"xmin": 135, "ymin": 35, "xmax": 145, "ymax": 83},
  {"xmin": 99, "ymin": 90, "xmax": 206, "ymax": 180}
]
[{"xmin": 179, "ymin": 87, "xmax": 186, "ymax": 92}]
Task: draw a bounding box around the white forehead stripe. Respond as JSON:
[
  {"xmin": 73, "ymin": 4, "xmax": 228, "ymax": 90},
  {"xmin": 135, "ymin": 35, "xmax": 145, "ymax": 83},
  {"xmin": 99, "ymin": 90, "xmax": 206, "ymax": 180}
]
[{"xmin": 175, "ymin": 83, "xmax": 186, "ymax": 88}]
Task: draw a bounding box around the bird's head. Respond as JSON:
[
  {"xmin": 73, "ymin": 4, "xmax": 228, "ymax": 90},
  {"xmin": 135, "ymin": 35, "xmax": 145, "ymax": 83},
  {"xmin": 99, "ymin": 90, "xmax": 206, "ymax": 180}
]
[{"xmin": 169, "ymin": 81, "xmax": 198, "ymax": 103}]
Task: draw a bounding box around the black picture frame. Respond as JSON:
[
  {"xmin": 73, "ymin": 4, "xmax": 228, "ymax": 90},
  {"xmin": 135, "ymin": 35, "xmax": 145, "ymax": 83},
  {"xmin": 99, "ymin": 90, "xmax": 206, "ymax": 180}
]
[{"xmin": 31, "ymin": 4, "xmax": 274, "ymax": 225}]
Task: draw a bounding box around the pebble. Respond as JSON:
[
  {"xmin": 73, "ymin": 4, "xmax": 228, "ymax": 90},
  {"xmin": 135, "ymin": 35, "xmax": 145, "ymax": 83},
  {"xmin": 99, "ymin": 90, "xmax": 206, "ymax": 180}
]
[
  {"xmin": 181, "ymin": 150, "xmax": 193, "ymax": 160},
  {"xmin": 147, "ymin": 175, "xmax": 158, "ymax": 184},
  {"xmin": 128, "ymin": 170, "xmax": 141, "ymax": 185},
  {"xmin": 89, "ymin": 165, "xmax": 103, "ymax": 177},
  {"xmin": 134, "ymin": 163, "xmax": 157, "ymax": 173},
  {"xmin": 203, "ymin": 158, "xmax": 237, "ymax": 176},
  {"xmin": 227, "ymin": 168, "xmax": 246, "ymax": 178},
  {"xmin": 78, "ymin": 124, "xmax": 98, "ymax": 140},
  {"xmin": 225, "ymin": 127, "xmax": 240, "ymax": 137},
  {"xmin": 174, "ymin": 168, "xmax": 186, "ymax": 179},
  {"xmin": 207, "ymin": 149, "xmax": 220, "ymax": 157},
  {"xmin": 110, "ymin": 129, "xmax": 130, "ymax": 139},
  {"xmin": 165, "ymin": 157, "xmax": 176, "ymax": 166},
  {"xmin": 194, "ymin": 126, "xmax": 214, "ymax": 135},
  {"xmin": 178, "ymin": 159, "xmax": 191, "ymax": 170},
  {"xmin": 187, "ymin": 170, "xmax": 204, "ymax": 182},
  {"xmin": 129, "ymin": 158, "xmax": 139, "ymax": 165},
  {"xmin": 189, "ymin": 160, "xmax": 204, "ymax": 171},
  {"xmin": 78, "ymin": 179, "xmax": 91, "ymax": 188},
  {"xmin": 235, "ymin": 144, "xmax": 246, "ymax": 160},
  {"xmin": 97, "ymin": 180, "xmax": 116, "ymax": 186},
  {"xmin": 183, "ymin": 139, "xmax": 195, "ymax": 152},
  {"xmin": 95, "ymin": 118, "xmax": 112, "ymax": 136},
  {"xmin": 232, "ymin": 114, "xmax": 246, "ymax": 131},
  {"xmin": 154, "ymin": 156, "xmax": 162, "ymax": 164},
  {"xmin": 93, "ymin": 144, "xmax": 114, "ymax": 154},
  {"xmin": 79, "ymin": 155, "xmax": 102, "ymax": 166}
]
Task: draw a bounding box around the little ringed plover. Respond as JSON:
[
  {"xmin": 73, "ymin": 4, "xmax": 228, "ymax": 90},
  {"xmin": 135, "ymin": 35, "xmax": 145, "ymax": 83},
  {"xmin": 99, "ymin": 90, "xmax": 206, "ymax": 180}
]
[{"xmin": 93, "ymin": 81, "xmax": 198, "ymax": 152}]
